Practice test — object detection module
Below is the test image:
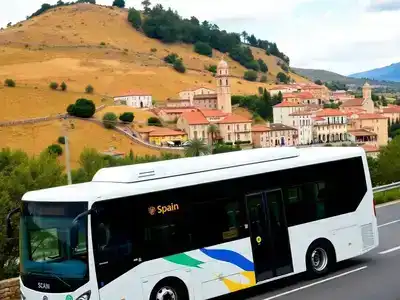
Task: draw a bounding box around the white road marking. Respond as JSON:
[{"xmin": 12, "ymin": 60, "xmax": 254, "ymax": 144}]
[
  {"xmin": 379, "ymin": 245, "xmax": 400, "ymax": 255},
  {"xmin": 262, "ymin": 266, "xmax": 368, "ymax": 300},
  {"xmin": 378, "ymin": 219, "xmax": 400, "ymax": 228}
]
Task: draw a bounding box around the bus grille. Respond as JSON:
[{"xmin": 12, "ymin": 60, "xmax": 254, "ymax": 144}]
[{"xmin": 361, "ymin": 223, "xmax": 374, "ymax": 250}]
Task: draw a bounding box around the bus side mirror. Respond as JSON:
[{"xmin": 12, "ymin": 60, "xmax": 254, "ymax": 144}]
[
  {"xmin": 6, "ymin": 207, "xmax": 21, "ymax": 239},
  {"xmin": 70, "ymin": 209, "xmax": 95, "ymax": 249}
]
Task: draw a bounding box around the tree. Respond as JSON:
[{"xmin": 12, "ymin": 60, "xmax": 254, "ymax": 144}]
[
  {"xmin": 49, "ymin": 82, "xmax": 59, "ymax": 90},
  {"xmin": 128, "ymin": 8, "xmax": 142, "ymax": 29},
  {"xmin": 277, "ymin": 72, "xmax": 289, "ymax": 84},
  {"xmin": 381, "ymin": 96, "xmax": 388, "ymax": 107},
  {"xmin": 119, "ymin": 112, "xmax": 134, "ymax": 123},
  {"xmin": 184, "ymin": 138, "xmax": 210, "ymax": 157},
  {"xmin": 241, "ymin": 31, "xmax": 248, "ymax": 43},
  {"xmin": 315, "ymin": 79, "xmax": 323, "ymax": 85},
  {"xmin": 173, "ymin": 58, "xmax": 186, "ymax": 73},
  {"xmin": 60, "ymin": 81, "xmax": 67, "ymax": 91},
  {"xmin": 206, "ymin": 64, "xmax": 217, "ymax": 74},
  {"xmin": 58, "ymin": 136, "xmax": 66, "ymax": 144},
  {"xmin": 244, "ymin": 70, "xmax": 257, "ymax": 82},
  {"xmin": 260, "ymin": 75, "xmax": 267, "ymax": 83},
  {"xmin": 164, "ymin": 53, "xmax": 178, "ymax": 64},
  {"xmin": 141, "ymin": 0, "xmax": 151, "ymax": 13},
  {"xmin": 258, "ymin": 59, "xmax": 268, "ymax": 73},
  {"xmin": 4, "ymin": 79, "xmax": 15, "ymax": 87},
  {"xmin": 207, "ymin": 124, "xmax": 220, "ymax": 151},
  {"xmin": 67, "ymin": 98, "xmax": 96, "ymax": 118},
  {"xmin": 112, "ymin": 0, "xmax": 125, "ymax": 8},
  {"xmin": 376, "ymin": 136, "xmax": 400, "ymax": 184},
  {"xmin": 47, "ymin": 144, "xmax": 63, "ymax": 156},
  {"xmin": 103, "ymin": 112, "xmax": 118, "ymax": 129},
  {"xmin": 194, "ymin": 41, "xmax": 212, "ymax": 57},
  {"xmin": 147, "ymin": 116, "xmax": 162, "ymax": 126},
  {"xmin": 85, "ymin": 84, "xmax": 94, "ymax": 94}
]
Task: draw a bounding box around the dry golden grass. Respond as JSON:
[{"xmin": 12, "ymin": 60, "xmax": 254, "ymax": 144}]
[
  {"xmin": 0, "ymin": 119, "xmax": 163, "ymax": 169},
  {"xmin": 94, "ymin": 106, "xmax": 156, "ymax": 123},
  {"xmin": 0, "ymin": 85, "xmax": 109, "ymax": 121}
]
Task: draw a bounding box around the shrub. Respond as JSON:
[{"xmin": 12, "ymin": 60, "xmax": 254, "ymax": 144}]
[
  {"xmin": 85, "ymin": 84, "xmax": 94, "ymax": 94},
  {"xmin": 49, "ymin": 82, "xmax": 59, "ymax": 90},
  {"xmin": 173, "ymin": 58, "xmax": 186, "ymax": 73},
  {"xmin": 58, "ymin": 136, "xmax": 66, "ymax": 144},
  {"xmin": 100, "ymin": 42, "xmax": 106, "ymax": 46},
  {"xmin": 4, "ymin": 79, "xmax": 16, "ymax": 87},
  {"xmin": 205, "ymin": 64, "xmax": 217, "ymax": 74},
  {"xmin": 276, "ymin": 72, "xmax": 289, "ymax": 83},
  {"xmin": 119, "ymin": 112, "xmax": 134, "ymax": 123},
  {"xmin": 67, "ymin": 98, "xmax": 96, "ymax": 118},
  {"xmin": 60, "ymin": 81, "xmax": 67, "ymax": 91},
  {"xmin": 164, "ymin": 53, "xmax": 178, "ymax": 64},
  {"xmin": 148, "ymin": 117, "xmax": 162, "ymax": 127},
  {"xmin": 374, "ymin": 188, "xmax": 400, "ymax": 205},
  {"xmin": 258, "ymin": 59, "xmax": 268, "ymax": 73},
  {"xmin": 244, "ymin": 70, "xmax": 257, "ymax": 82},
  {"xmin": 128, "ymin": 8, "xmax": 142, "ymax": 29},
  {"xmin": 150, "ymin": 48, "xmax": 157, "ymax": 53},
  {"xmin": 194, "ymin": 41, "xmax": 212, "ymax": 57},
  {"xmin": 103, "ymin": 112, "xmax": 118, "ymax": 129},
  {"xmin": 48, "ymin": 144, "xmax": 63, "ymax": 156},
  {"xmin": 281, "ymin": 63, "xmax": 289, "ymax": 73},
  {"xmin": 260, "ymin": 75, "xmax": 267, "ymax": 83},
  {"xmin": 244, "ymin": 60, "xmax": 260, "ymax": 71}
]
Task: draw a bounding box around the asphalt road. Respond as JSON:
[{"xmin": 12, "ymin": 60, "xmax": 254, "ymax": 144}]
[{"xmin": 226, "ymin": 200, "xmax": 400, "ymax": 300}]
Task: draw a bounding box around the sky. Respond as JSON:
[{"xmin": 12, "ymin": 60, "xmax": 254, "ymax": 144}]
[{"xmin": 1, "ymin": 0, "xmax": 400, "ymax": 75}]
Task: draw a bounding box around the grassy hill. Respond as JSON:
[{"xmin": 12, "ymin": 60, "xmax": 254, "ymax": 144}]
[
  {"xmin": 0, "ymin": 2, "xmax": 304, "ymax": 159},
  {"xmin": 293, "ymin": 67, "xmax": 400, "ymax": 90}
]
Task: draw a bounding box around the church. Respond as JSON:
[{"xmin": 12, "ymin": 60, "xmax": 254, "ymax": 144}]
[{"xmin": 174, "ymin": 59, "xmax": 253, "ymax": 145}]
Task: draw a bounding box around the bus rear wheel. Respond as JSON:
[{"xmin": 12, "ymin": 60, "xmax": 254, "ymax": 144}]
[
  {"xmin": 306, "ymin": 241, "xmax": 334, "ymax": 277},
  {"xmin": 150, "ymin": 279, "xmax": 189, "ymax": 300}
]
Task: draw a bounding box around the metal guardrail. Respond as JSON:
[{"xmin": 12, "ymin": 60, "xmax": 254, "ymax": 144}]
[{"xmin": 373, "ymin": 181, "xmax": 400, "ymax": 193}]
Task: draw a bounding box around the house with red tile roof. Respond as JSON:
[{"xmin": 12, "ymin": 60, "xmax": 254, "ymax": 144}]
[{"xmin": 113, "ymin": 90, "xmax": 153, "ymax": 108}]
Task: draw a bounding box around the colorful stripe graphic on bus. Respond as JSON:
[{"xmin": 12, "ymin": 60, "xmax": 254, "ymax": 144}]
[{"xmin": 163, "ymin": 248, "xmax": 256, "ymax": 292}]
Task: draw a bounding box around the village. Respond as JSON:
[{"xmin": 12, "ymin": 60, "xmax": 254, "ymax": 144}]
[{"xmin": 113, "ymin": 59, "xmax": 400, "ymax": 158}]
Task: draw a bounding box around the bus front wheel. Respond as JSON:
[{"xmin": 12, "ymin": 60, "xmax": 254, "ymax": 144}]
[
  {"xmin": 150, "ymin": 278, "xmax": 189, "ymax": 300},
  {"xmin": 306, "ymin": 240, "xmax": 335, "ymax": 277}
]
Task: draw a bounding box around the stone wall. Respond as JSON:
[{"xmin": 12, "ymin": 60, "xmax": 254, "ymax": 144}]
[{"xmin": 0, "ymin": 278, "xmax": 20, "ymax": 300}]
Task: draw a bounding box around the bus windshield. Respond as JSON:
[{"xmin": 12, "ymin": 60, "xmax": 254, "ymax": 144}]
[{"xmin": 20, "ymin": 201, "xmax": 89, "ymax": 292}]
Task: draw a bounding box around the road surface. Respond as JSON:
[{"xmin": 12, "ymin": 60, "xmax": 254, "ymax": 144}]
[{"xmin": 226, "ymin": 201, "xmax": 400, "ymax": 300}]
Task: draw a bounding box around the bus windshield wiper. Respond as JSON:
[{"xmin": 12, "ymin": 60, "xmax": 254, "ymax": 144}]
[{"xmin": 25, "ymin": 271, "xmax": 71, "ymax": 289}]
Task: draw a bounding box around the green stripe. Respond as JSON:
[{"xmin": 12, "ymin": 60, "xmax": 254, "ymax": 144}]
[{"xmin": 164, "ymin": 253, "xmax": 204, "ymax": 268}]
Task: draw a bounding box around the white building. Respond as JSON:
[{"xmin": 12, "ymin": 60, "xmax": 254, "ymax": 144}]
[
  {"xmin": 114, "ymin": 90, "xmax": 153, "ymax": 108},
  {"xmin": 289, "ymin": 110, "xmax": 313, "ymax": 145}
]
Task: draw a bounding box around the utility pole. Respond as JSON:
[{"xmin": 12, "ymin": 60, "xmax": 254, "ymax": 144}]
[{"xmin": 62, "ymin": 117, "xmax": 72, "ymax": 185}]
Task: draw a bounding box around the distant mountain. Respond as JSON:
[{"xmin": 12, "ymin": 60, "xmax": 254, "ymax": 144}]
[
  {"xmin": 292, "ymin": 67, "xmax": 400, "ymax": 90},
  {"xmin": 349, "ymin": 62, "xmax": 400, "ymax": 82}
]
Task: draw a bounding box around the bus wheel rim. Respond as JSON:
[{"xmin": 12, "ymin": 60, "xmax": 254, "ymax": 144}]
[
  {"xmin": 311, "ymin": 247, "xmax": 328, "ymax": 272},
  {"xmin": 156, "ymin": 286, "xmax": 177, "ymax": 300}
]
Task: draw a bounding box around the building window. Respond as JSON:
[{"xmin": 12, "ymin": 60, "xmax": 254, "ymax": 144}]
[
  {"xmin": 245, "ymin": 124, "xmax": 247, "ymax": 130},
  {"xmin": 228, "ymin": 134, "xmax": 231, "ymax": 140},
  {"xmin": 228, "ymin": 125, "xmax": 230, "ymax": 130},
  {"xmin": 202, "ymin": 131, "xmax": 205, "ymax": 138},
  {"xmin": 236, "ymin": 125, "xmax": 239, "ymax": 131}
]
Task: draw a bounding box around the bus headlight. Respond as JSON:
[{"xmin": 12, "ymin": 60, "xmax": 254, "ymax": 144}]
[{"xmin": 77, "ymin": 290, "xmax": 91, "ymax": 300}]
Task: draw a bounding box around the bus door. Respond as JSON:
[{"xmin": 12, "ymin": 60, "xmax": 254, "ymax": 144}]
[
  {"xmin": 264, "ymin": 189, "xmax": 293, "ymax": 277},
  {"xmin": 245, "ymin": 190, "xmax": 293, "ymax": 283},
  {"xmin": 245, "ymin": 193, "xmax": 274, "ymax": 282}
]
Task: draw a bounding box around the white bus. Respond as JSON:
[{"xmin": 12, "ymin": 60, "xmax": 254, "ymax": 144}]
[{"xmin": 8, "ymin": 147, "xmax": 378, "ymax": 300}]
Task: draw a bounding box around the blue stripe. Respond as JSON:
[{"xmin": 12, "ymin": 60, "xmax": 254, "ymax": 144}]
[{"xmin": 200, "ymin": 248, "xmax": 254, "ymax": 271}]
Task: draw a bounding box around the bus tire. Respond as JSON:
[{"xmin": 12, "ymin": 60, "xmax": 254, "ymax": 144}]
[
  {"xmin": 305, "ymin": 239, "xmax": 335, "ymax": 277},
  {"xmin": 150, "ymin": 277, "xmax": 189, "ymax": 300}
]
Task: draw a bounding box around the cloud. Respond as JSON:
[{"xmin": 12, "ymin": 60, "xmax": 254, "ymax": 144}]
[{"xmin": 367, "ymin": 0, "xmax": 400, "ymax": 12}]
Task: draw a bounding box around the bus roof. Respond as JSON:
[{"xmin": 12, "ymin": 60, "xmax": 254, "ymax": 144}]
[{"xmin": 22, "ymin": 147, "xmax": 366, "ymax": 204}]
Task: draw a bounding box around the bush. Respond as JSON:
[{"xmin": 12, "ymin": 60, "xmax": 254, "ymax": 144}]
[
  {"xmin": 85, "ymin": 84, "xmax": 94, "ymax": 94},
  {"xmin": 206, "ymin": 64, "xmax": 217, "ymax": 74},
  {"xmin": 67, "ymin": 98, "xmax": 96, "ymax": 118},
  {"xmin": 244, "ymin": 70, "xmax": 258, "ymax": 82},
  {"xmin": 112, "ymin": 0, "xmax": 125, "ymax": 8},
  {"xmin": 4, "ymin": 79, "xmax": 15, "ymax": 87},
  {"xmin": 173, "ymin": 59, "xmax": 186, "ymax": 73},
  {"xmin": 60, "ymin": 81, "xmax": 67, "ymax": 91},
  {"xmin": 103, "ymin": 112, "xmax": 118, "ymax": 129},
  {"xmin": 281, "ymin": 63, "xmax": 289, "ymax": 73},
  {"xmin": 194, "ymin": 41, "xmax": 212, "ymax": 57},
  {"xmin": 164, "ymin": 53, "xmax": 178, "ymax": 64},
  {"xmin": 48, "ymin": 144, "xmax": 63, "ymax": 156},
  {"xmin": 244, "ymin": 60, "xmax": 260, "ymax": 71},
  {"xmin": 260, "ymin": 75, "xmax": 267, "ymax": 83},
  {"xmin": 58, "ymin": 136, "xmax": 66, "ymax": 144},
  {"xmin": 100, "ymin": 42, "xmax": 106, "ymax": 46},
  {"xmin": 258, "ymin": 59, "xmax": 268, "ymax": 73},
  {"xmin": 128, "ymin": 8, "xmax": 142, "ymax": 29},
  {"xmin": 49, "ymin": 82, "xmax": 59, "ymax": 90},
  {"xmin": 119, "ymin": 112, "xmax": 134, "ymax": 123},
  {"xmin": 277, "ymin": 72, "xmax": 289, "ymax": 84},
  {"xmin": 150, "ymin": 48, "xmax": 157, "ymax": 53},
  {"xmin": 148, "ymin": 117, "xmax": 162, "ymax": 127}
]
